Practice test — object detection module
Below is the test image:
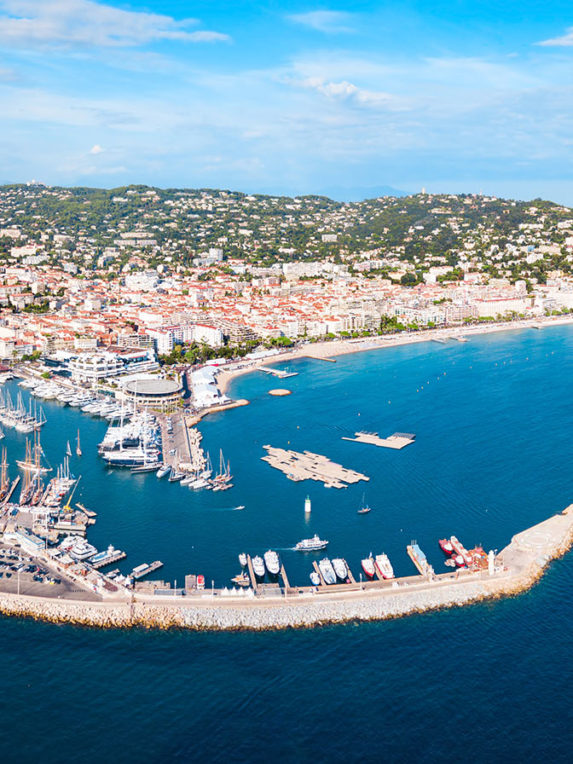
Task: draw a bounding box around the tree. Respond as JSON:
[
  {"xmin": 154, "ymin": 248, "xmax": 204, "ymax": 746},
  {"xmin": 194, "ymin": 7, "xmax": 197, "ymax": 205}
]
[{"xmin": 400, "ymin": 272, "xmax": 418, "ymax": 286}]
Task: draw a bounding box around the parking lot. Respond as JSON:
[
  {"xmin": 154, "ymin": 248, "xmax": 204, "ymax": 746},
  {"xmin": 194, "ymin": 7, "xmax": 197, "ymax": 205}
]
[{"xmin": 0, "ymin": 546, "xmax": 100, "ymax": 601}]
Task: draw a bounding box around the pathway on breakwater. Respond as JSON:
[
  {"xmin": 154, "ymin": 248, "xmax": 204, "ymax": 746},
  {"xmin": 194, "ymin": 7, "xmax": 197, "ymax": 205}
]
[{"xmin": 1, "ymin": 505, "xmax": 571, "ymax": 631}]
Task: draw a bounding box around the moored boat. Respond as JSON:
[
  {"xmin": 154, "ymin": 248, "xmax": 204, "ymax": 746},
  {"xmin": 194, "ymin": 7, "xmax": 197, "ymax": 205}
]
[
  {"xmin": 331, "ymin": 558, "xmax": 348, "ymax": 581},
  {"xmin": 263, "ymin": 549, "xmax": 280, "ymax": 576},
  {"xmin": 318, "ymin": 558, "xmax": 336, "ymax": 585},
  {"xmin": 361, "ymin": 555, "xmax": 376, "ymax": 579},
  {"xmin": 439, "ymin": 538, "xmax": 454, "ymax": 555},
  {"xmin": 252, "ymin": 555, "xmax": 265, "ymax": 578},
  {"xmin": 310, "ymin": 571, "xmax": 320, "ymax": 586},
  {"xmin": 375, "ymin": 553, "xmax": 395, "ymax": 579}
]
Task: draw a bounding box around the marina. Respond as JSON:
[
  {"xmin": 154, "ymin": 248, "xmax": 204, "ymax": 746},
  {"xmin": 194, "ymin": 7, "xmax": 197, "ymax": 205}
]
[{"xmin": 0, "ymin": 326, "xmax": 571, "ymax": 632}]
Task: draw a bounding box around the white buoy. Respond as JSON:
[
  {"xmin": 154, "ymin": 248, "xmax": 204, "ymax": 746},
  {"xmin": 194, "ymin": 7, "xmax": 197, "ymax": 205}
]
[{"xmin": 305, "ymin": 495, "xmax": 311, "ymax": 514}]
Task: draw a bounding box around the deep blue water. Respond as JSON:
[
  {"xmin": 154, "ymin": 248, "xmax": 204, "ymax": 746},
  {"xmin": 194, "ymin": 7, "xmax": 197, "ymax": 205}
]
[{"xmin": 1, "ymin": 326, "xmax": 572, "ymax": 762}]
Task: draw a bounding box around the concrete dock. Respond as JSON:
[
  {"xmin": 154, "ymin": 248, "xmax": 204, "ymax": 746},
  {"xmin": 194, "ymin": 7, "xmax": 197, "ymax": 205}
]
[
  {"xmin": 342, "ymin": 432, "xmax": 416, "ymax": 450},
  {"xmin": 261, "ymin": 445, "xmax": 369, "ymax": 488}
]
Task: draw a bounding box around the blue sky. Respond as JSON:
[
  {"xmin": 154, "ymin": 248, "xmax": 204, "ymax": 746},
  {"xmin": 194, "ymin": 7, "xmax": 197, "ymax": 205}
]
[{"xmin": 0, "ymin": 1, "xmax": 572, "ymax": 203}]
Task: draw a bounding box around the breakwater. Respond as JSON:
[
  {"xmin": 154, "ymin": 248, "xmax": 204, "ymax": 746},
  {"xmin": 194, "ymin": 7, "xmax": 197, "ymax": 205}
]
[{"xmin": 1, "ymin": 505, "xmax": 572, "ymax": 631}]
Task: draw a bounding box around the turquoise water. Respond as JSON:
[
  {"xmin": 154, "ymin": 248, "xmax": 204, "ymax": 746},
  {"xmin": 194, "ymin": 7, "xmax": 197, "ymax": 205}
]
[{"xmin": 1, "ymin": 326, "xmax": 572, "ymax": 761}]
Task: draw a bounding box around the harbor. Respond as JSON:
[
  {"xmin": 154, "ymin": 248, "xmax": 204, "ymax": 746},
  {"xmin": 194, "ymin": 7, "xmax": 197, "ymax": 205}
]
[
  {"xmin": 0, "ymin": 325, "xmax": 572, "ymax": 631},
  {"xmin": 0, "ymin": 505, "xmax": 572, "ymax": 630}
]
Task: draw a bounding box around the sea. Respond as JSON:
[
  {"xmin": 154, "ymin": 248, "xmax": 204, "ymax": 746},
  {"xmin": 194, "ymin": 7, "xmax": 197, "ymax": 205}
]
[{"xmin": 1, "ymin": 325, "xmax": 572, "ymax": 763}]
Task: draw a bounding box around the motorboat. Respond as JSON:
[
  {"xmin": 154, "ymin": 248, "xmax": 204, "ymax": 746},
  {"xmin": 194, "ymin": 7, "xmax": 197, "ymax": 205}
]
[
  {"xmin": 263, "ymin": 549, "xmax": 280, "ymax": 576},
  {"xmin": 318, "ymin": 558, "xmax": 336, "ymax": 585},
  {"xmin": 375, "ymin": 553, "xmax": 395, "ymax": 579},
  {"xmin": 331, "ymin": 558, "xmax": 348, "ymax": 581},
  {"xmin": 361, "ymin": 556, "xmax": 376, "ymax": 579}
]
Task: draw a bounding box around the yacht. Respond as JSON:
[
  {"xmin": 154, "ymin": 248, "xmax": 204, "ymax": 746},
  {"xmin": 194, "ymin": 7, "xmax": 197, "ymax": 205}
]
[
  {"xmin": 295, "ymin": 534, "xmax": 328, "ymax": 552},
  {"xmin": 310, "ymin": 571, "xmax": 320, "ymax": 586},
  {"xmin": 251, "ymin": 555, "xmax": 265, "ymax": 578},
  {"xmin": 238, "ymin": 553, "xmax": 247, "ymax": 567},
  {"xmin": 331, "ymin": 558, "xmax": 348, "ymax": 581},
  {"xmin": 156, "ymin": 464, "xmax": 171, "ymax": 479},
  {"xmin": 263, "ymin": 550, "xmax": 280, "ymax": 576},
  {"xmin": 318, "ymin": 558, "xmax": 336, "ymax": 585}
]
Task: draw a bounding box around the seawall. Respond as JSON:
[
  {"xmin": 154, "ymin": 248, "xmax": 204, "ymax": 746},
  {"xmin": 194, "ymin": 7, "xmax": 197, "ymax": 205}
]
[{"xmin": 1, "ymin": 506, "xmax": 572, "ymax": 631}]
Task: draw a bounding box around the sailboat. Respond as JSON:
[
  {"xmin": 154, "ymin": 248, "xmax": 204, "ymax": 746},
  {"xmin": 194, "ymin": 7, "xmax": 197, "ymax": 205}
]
[
  {"xmin": 0, "ymin": 447, "xmax": 10, "ymax": 501},
  {"xmin": 17, "ymin": 431, "xmax": 52, "ymax": 474},
  {"xmin": 357, "ymin": 493, "xmax": 372, "ymax": 514},
  {"xmin": 66, "ymin": 440, "xmax": 72, "ymax": 458},
  {"xmin": 76, "ymin": 429, "xmax": 82, "ymax": 457}
]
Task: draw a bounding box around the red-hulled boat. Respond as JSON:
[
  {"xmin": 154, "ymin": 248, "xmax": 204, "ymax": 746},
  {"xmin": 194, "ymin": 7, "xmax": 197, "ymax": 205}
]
[
  {"xmin": 438, "ymin": 538, "xmax": 454, "ymax": 555},
  {"xmin": 361, "ymin": 556, "xmax": 376, "ymax": 579}
]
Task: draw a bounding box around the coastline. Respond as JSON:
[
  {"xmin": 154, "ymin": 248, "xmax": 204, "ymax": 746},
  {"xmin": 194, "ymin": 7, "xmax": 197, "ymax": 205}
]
[
  {"xmin": 1, "ymin": 505, "xmax": 571, "ymax": 631},
  {"xmin": 214, "ymin": 315, "xmax": 573, "ymax": 397}
]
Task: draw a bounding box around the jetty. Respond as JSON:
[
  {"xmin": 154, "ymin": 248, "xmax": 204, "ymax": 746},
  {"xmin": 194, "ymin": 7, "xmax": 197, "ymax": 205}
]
[
  {"xmin": 261, "ymin": 445, "xmax": 369, "ymax": 488},
  {"xmin": 342, "ymin": 432, "xmax": 416, "ymax": 450},
  {"xmin": 258, "ymin": 367, "xmax": 298, "ymax": 379},
  {"xmin": 91, "ymin": 548, "xmax": 127, "ymax": 570},
  {"xmin": 131, "ymin": 561, "xmax": 164, "ymax": 580}
]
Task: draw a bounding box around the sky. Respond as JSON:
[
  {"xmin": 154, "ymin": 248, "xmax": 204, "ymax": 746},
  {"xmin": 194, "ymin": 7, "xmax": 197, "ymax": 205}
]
[{"xmin": 0, "ymin": 0, "xmax": 572, "ymax": 204}]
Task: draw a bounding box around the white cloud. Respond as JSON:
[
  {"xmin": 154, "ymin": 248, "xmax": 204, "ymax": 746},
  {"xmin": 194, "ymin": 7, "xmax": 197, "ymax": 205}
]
[
  {"xmin": 288, "ymin": 10, "xmax": 354, "ymax": 34},
  {"xmin": 537, "ymin": 27, "xmax": 573, "ymax": 46},
  {"xmin": 297, "ymin": 76, "xmax": 402, "ymax": 109},
  {"xmin": 0, "ymin": 0, "xmax": 230, "ymax": 47},
  {"xmin": 89, "ymin": 143, "xmax": 104, "ymax": 154}
]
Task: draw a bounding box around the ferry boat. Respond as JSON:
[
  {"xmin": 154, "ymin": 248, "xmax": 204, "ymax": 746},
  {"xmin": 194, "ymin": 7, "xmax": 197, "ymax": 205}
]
[
  {"xmin": 252, "ymin": 555, "xmax": 265, "ymax": 578},
  {"xmin": 318, "ymin": 558, "xmax": 336, "ymax": 585},
  {"xmin": 264, "ymin": 549, "xmax": 280, "ymax": 576},
  {"xmin": 361, "ymin": 555, "xmax": 376, "ymax": 578},
  {"xmin": 331, "ymin": 558, "xmax": 348, "ymax": 581},
  {"xmin": 374, "ymin": 553, "xmax": 395, "ymax": 579},
  {"xmin": 294, "ymin": 534, "xmax": 329, "ymax": 552}
]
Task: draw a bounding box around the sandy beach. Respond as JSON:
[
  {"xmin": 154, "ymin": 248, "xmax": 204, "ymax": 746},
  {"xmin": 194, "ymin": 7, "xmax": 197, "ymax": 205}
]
[{"xmin": 214, "ymin": 315, "xmax": 573, "ymax": 397}]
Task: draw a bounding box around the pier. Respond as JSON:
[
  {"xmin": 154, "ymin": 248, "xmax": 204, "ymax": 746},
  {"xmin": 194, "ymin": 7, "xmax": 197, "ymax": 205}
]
[
  {"xmin": 131, "ymin": 561, "xmax": 164, "ymax": 580},
  {"xmin": 246, "ymin": 554, "xmax": 259, "ymax": 593},
  {"xmin": 342, "ymin": 432, "xmax": 416, "ymax": 450},
  {"xmin": 91, "ymin": 550, "xmax": 127, "ymax": 569},
  {"xmin": 261, "ymin": 445, "xmax": 369, "ymax": 488},
  {"xmin": 258, "ymin": 367, "xmax": 298, "ymax": 379}
]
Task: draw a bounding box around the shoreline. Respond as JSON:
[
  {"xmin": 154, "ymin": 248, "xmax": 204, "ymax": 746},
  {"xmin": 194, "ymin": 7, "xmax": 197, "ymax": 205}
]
[
  {"xmin": 213, "ymin": 315, "xmax": 573, "ymax": 397},
  {"xmin": 1, "ymin": 505, "xmax": 571, "ymax": 631}
]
